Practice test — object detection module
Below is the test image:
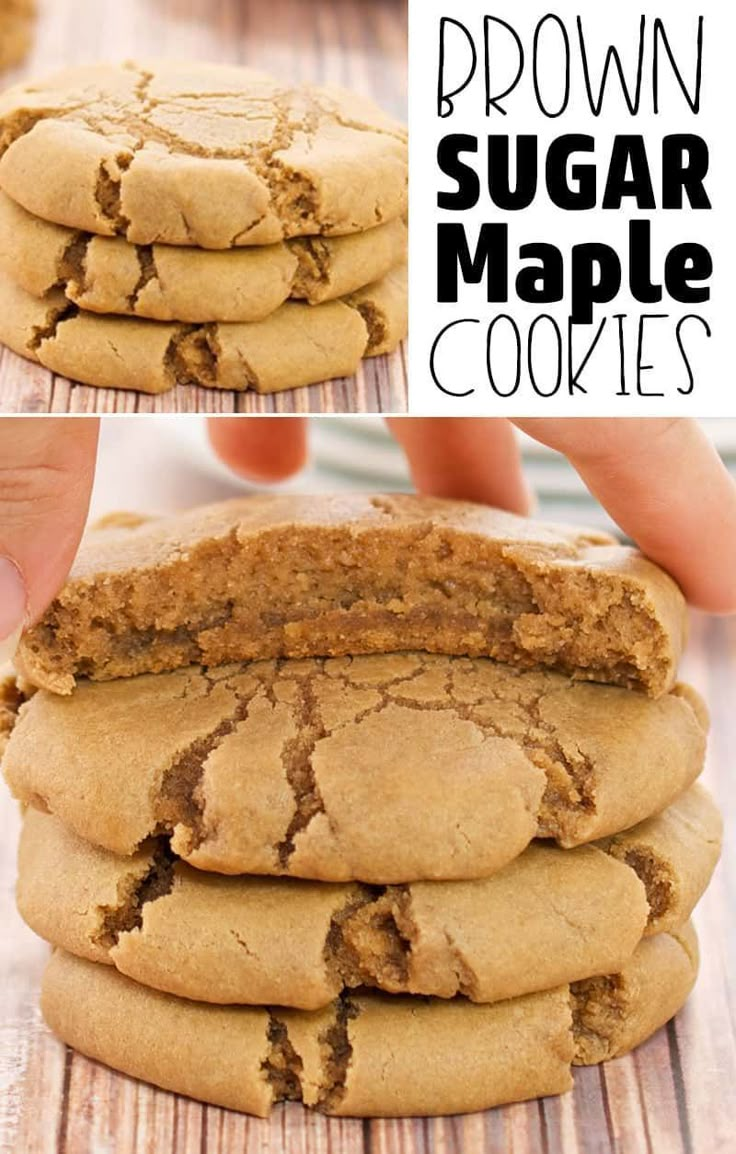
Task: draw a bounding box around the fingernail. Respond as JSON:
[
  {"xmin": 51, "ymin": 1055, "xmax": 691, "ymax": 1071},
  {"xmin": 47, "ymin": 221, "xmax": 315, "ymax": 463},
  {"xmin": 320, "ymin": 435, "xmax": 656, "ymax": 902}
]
[{"xmin": 0, "ymin": 557, "xmax": 27, "ymax": 665}]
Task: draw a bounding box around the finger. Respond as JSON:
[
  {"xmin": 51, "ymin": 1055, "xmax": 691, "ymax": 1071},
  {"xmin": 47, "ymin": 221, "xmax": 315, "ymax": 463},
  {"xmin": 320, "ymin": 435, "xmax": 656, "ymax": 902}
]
[
  {"xmin": 387, "ymin": 418, "xmax": 532, "ymax": 514},
  {"xmin": 0, "ymin": 417, "xmax": 99, "ymax": 661},
  {"xmin": 207, "ymin": 417, "xmax": 308, "ymax": 482},
  {"xmin": 515, "ymin": 418, "xmax": 736, "ymax": 613}
]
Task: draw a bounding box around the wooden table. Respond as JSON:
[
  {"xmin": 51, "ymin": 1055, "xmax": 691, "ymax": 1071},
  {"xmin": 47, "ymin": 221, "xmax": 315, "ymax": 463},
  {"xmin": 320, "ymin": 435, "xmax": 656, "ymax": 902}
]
[
  {"xmin": 0, "ymin": 616, "xmax": 733, "ymax": 1154},
  {"xmin": 0, "ymin": 0, "xmax": 408, "ymax": 414}
]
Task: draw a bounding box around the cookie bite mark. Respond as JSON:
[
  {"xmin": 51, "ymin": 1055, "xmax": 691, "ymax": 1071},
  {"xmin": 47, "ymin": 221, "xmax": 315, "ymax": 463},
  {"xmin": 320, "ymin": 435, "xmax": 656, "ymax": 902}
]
[{"xmin": 20, "ymin": 493, "xmax": 686, "ymax": 693}]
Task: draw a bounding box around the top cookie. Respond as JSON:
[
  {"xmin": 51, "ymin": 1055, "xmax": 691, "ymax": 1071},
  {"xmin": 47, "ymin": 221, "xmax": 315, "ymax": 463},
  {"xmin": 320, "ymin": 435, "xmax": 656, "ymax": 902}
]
[
  {"xmin": 0, "ymin": 61, "xmax": 408, "ymax": 249},
  {"xmin": 15, "ymin": 495, "xmax": 687, "ymax": 697}
]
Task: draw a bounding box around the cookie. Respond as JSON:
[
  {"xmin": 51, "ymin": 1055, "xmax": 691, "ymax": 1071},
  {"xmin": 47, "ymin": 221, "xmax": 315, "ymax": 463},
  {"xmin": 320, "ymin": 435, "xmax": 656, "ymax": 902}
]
[
  {"xmin": 13, "ymin": 495, "xmax": 687, "ymax": 696},
  {"xmin": 0, "ymin": 266, "xmax": 406, "ymax": 394},
  {"xmin": 17, "ymin": 787, "xmax": 719, "ymax": 1009},
  {"xmin": 0, "ymin": 61, "xmax": 408, "ymax": 249},
  {"xmin": 40, "ymin": 928, "xmax": 698, "ymax": 1117},
  {"xmin": 0, "ymin": 1, "xmax": 34, "ymax": 73},
  {"xmin": 5, "ymin": 651, "xmax": 707, "ymax": 879},
  {"xmin": 4, "ymin": 654, "xmax": 707, "ymax": 881},
  {"xmin": 0, "ymin": 192, "xmax": 407, "ymax": 322}
]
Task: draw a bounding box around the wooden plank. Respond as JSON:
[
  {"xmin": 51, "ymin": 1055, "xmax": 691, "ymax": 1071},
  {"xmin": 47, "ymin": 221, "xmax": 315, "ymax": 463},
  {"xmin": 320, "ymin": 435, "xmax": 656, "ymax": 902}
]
[{"xmin": 0, "ymin": 0, "xmax": 408, "ymax": 415}]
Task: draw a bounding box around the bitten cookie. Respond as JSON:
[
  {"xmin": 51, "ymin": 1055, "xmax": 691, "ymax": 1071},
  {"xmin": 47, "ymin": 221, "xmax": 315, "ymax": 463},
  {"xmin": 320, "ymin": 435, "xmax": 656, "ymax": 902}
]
[
  {"xmin": 4, "ymin": 654, "xmax": 707, "ymax": 881},
  {"xmin": 13, "ymin": 494, "xmax": 687, "ymax": 695},
  {"xmin": 0, "ymin": 192, "xmax": 407, "ymax": 322},
  {"xmin": 40, "ymin": 927, "xmax": 699, "ymax": 1117},
  {"xmin": 0, "ymin": 266, "xmax": 406, "ymax": 394},
  {"xmin": 17, "ymin": 788, "xmax": 720, "ymax": 1009},
  {"xmin": 0, "ymin": 61, "xmax": 408, "ymax": 248}
]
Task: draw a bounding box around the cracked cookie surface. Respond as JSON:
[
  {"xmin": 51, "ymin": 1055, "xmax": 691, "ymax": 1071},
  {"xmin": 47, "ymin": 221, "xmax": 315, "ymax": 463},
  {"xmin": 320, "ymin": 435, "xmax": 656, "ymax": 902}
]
[
  {"xmin": 40, "ymin": 927, "xmax": 698, "ymax": 1117},
  {"xmin": 0, "ymin": 61, "xmax": 408, "ymax": 248},
  {"xmin": 17, "ymin": 787, "xmax": 720, "ymax": 1009},
  {"xmin": 14, "ymin": 494, "xmax": 687, "ymax": 696},
  {"xmin": 0, "ymin": 265, "xmax": 406, "ymax": 394},
  {"xmin": 4, "ymin": 653, "xmax": 707, "ymax": 881},
  {"xmin": 0, "ymin": 192, "xmax": 407, "ymax": 322}
]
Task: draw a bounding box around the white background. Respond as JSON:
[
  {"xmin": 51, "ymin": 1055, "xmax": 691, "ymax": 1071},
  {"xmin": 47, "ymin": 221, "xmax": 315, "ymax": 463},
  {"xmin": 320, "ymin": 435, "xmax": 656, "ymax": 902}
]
[{"xmin": 408, "ymin": 1, "xmax": 736, "ymax": 414}]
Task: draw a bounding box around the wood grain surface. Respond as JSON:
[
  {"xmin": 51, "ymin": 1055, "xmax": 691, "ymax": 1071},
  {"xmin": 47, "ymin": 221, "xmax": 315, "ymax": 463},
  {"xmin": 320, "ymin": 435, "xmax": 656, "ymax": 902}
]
[
  {"xmin": 1, "ymin": 610, "xmax": 734, "ymax": 1154},
  {"xmin": 0, "ymin": 0, "xmax": 408, "ymax": 414}
]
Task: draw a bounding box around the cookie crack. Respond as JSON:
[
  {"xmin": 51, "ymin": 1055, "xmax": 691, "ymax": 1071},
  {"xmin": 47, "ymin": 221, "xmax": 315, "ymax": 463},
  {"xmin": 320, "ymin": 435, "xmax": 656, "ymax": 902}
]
[
  {"xmin": 292, "ymin": 237, "xmax": 332, "ymax": 295},
  {"xmin": 325, "ymin": 887, "xmax": 413, "ymax": 992},
  {"xmin": 315, "ymin": 995, "xmax": 359, "ymax": 1111},
  {"xmin": 54, "ymin": 232, "xmax": 90, "ymax": 295},
  {"xmin": 274, "ymin": 674, "xmax": 328, "ymax": 867},
  {"xmin": 262, "ymin": 1013, "xmax": 304, "ymax": 1102},
  {"xmin": 230, "ymin": 930, "xmax": 259, "ymax": 960},
  {"xmin": 262, "ymin": 995, "xmax": 358, "ymax": 1111},
  {"xmin": 29, "ymin": 300, "xmax": 78, "ymax": 352},
  {"xmin": 0, "ymin": 676, "xmax": 25, "ymax": 759},
  {"xmin": 345, "ymin": 298, "xmax": 387, "ymax": 355},
  {"xmin": 94, "ymin": 151, "xmax": 133, "ymax": 234},
  {"xmin": 570, "ymin": 973, "xmax": 628, "ymax": 1066},
  {"xmin": 95, "ymin": 844, "xmax": 175, "ymax": 950},
  {"xmin": 442, "ymin": 929, "xmax": 477, "ymax": 998},
  {"xmin": 127, "ymin": 245, "xmax": 159, "ymax": 312},
  {"xmin": 165, "ymin": 324, "xmax": 222, "ymax": 388},
  {"xmin": 601, "ymin": 842, "xmax": 676, "ymax": 927},
  {"xmin": 155, "ymin": 687, "xmax": 258, "ymax": 852}
]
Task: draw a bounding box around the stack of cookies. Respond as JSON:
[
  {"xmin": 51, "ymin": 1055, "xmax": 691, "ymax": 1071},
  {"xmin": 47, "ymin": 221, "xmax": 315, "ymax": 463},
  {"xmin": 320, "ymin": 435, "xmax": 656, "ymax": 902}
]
[
  {"xmin": 0, "ymin": 62, "xmax": 407, "ymax": 395},
  {"xmin": 0, "ymin": 1, "xmax": 34, "ymax": 73},
  {"xmin": 1, "ymin": 495, "xmax": 722, "ymax": 1118}
]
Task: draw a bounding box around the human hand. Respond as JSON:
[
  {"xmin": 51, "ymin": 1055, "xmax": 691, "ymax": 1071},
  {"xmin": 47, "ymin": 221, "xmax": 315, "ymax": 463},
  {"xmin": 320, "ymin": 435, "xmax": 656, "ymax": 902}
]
[
  {"xmin": 211, "ymin": 416, "xmax": 736, "ymax": 614},
  {"xmin": 0, "ymin": 418, "xmax": 99, "ymax": 666},
  {"xmin": 3, "ymin": 415, "xmax": 733, "ymax": 669}
]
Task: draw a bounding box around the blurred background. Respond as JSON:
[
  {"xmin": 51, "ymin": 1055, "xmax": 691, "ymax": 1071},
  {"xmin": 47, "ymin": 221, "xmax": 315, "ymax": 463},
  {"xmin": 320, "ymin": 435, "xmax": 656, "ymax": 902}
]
[{"xmin": 92, "ymin": 417, "xmax": 736, "ymax": 534}]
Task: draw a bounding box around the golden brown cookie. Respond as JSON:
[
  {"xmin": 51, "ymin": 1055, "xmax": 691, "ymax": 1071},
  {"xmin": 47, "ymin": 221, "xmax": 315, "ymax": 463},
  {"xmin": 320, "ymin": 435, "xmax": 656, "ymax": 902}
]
[
  {"xmin": 0, "ymin": 61, "xmax": 408, "ymax": 248},
  {"xmin": 0, "ymin": 192, "xmax": 407, "ymax": 322},
  {"xmin": 40, "ymin": 927, "xmax": 699, "ymax": 1117},
  {"xmin": 17, "ymin": 788, "xmax": 719, "ymax": 1009},
  {"xmin": 13, "ymin": 495, "xmax": 687, "ymax": 696},
  {"xmin": 0, "ymin": 267, "xmax": 406, "ymax": 394},
  {"xmin": 4, "ymin": 655, "xmax": 707, "ymax": 881}
]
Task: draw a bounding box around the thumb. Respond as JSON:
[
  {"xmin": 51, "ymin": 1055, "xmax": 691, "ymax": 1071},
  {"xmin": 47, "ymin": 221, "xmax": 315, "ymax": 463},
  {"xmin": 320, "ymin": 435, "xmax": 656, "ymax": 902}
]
[{"xmin": 0, "ymin": 418, "xmax": 99, "ymax": 664}]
